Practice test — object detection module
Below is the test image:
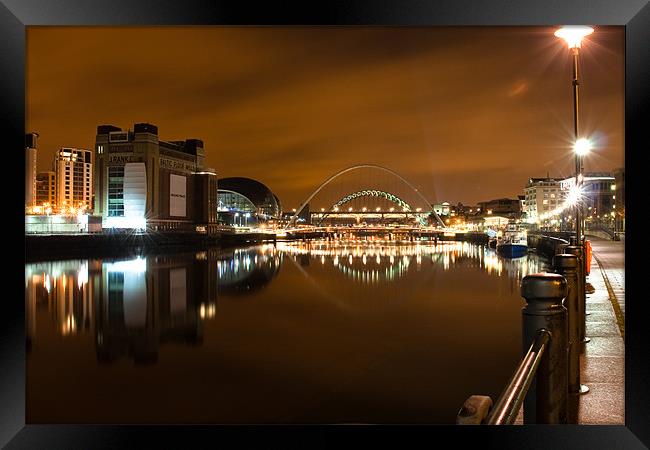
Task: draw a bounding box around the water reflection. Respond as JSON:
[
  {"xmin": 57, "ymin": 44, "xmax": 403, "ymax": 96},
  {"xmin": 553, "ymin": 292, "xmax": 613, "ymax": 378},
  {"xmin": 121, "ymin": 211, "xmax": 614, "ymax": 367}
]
[
  {"xmin": 26, "ymin": 241, "xmax": 546, "ymax": 362},
  {"xmin": 25, "ymin": 246, "xmax": 282, "ymax": 365},
  {"xmin": 25, "ymin": 240, "xmax": 549, "ymax": 423},
  {"xmin": 216, "ymin": 245, "xmax": 282, "ymax": 295},
  {"xmin": 277, "ymin": 240, "xmax": 545, "ymax": 283}
]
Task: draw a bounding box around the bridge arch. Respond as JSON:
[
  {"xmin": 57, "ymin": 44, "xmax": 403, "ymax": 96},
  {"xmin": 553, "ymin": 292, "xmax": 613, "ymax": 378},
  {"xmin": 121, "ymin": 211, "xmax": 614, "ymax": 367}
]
[
  {"xmin": 287, "ymin": 164, "xmax": 445, "ymax": 227},
  {"xmin": 332, "ymin": 189, "xmax": 412, "ymax": 211}
]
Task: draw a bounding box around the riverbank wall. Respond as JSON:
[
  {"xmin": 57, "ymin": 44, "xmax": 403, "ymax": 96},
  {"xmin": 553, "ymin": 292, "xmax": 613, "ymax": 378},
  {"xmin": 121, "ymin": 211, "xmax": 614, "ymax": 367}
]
[{"xmin": 25, "ymin": 232, "xmax": 277, "ymax": 263}]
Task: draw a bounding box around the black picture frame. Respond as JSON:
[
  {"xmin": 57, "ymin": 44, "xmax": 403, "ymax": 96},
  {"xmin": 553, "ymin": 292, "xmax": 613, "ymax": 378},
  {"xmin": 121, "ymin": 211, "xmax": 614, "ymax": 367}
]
[{"xmin": 2, "ymin": 0, "xmax": 648, "ymax": 448}]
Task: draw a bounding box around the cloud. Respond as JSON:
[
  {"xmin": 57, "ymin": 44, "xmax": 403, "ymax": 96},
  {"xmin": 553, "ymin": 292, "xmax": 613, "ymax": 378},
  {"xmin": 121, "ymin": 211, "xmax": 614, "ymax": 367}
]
[{"xmin": 26, "ymin": 26, "xmax": 624, "ymax": 207}]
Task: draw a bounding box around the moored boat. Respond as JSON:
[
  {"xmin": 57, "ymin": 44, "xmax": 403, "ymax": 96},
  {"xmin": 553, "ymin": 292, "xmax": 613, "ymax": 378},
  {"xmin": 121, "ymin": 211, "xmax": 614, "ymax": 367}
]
[{"xmin": 496, "ymin": 224, "xmax": 528, "ymax": 258}]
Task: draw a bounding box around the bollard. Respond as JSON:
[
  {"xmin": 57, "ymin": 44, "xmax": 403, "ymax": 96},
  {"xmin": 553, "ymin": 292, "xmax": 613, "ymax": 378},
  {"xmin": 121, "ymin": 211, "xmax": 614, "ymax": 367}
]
[
  {"xmin": 521, "ymin": 273, "xmax": 569, "ymax": 424},
  {"xmin": 553, "ymin": 254, "xmax": 589, "ymax": 400},
  {"xmin": 457, "ymin": 395, "xmax": 493, "ymax": 424},
  {"xmin": 565, "ymin": 245, "xmax": 590, "ymax": 344}
]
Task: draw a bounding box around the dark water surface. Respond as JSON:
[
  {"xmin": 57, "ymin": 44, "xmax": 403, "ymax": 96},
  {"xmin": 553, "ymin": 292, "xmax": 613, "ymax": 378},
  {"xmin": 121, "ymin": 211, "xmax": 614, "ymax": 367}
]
[{"xmin": 25, "ymin": 240, "xmax": 549, "ymax": 423}]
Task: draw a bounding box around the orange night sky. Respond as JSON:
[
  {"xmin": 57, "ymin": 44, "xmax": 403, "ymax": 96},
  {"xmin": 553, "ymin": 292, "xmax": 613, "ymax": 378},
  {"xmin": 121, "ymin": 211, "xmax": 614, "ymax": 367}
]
[{"xmin": 26, "ymin": 26, "xmax": 624, "ymax": 208}]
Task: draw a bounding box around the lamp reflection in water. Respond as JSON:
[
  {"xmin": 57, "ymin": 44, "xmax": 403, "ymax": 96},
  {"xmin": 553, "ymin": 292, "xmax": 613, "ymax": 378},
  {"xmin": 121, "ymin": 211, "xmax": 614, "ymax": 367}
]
[
  {"xmin": 275, "ymin": 240, "xmax": 543, "ymax": 285},
  {"xmin": 25, "ymin": 252, "xmax": 242, "ymax": 365}
]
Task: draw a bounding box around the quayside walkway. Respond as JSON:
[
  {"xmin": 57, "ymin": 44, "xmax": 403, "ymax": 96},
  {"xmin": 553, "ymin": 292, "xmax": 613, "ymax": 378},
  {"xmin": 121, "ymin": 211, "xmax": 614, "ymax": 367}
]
[
  {"xmin": 509, "ymin": 235, "xmax": 624, "ymax": 425},
  {"xmin": 579, "ymin": 235, "xmax": 625, "ymax": 424}
]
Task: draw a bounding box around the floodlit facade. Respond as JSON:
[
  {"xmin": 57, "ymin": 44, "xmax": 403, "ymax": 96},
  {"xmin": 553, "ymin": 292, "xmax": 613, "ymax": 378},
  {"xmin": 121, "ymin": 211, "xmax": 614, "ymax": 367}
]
[
  {"xmin": 94, "ymin": 123, "xmax": 218, "ymax": 232},
  {"xmin": 523, "ymin": 177, "xmax": 563, "ymax": 222},
  {"xmin": 35, "ymin": 171, "xmax": 56, "ymax": 208},
  {"xmin": 217, "ymin": 177, "xmax": 281, "ymax": 226},
  {"xmin": 55, "ymin": 147, "xmax": 93, "ymax": 213},
  {"xmin": 559, "ymin": 172, "xmax": 615, "ymax": 216},
  {"xmin": 25, "ymin": 133, "xmax": 38, "ymax": 208}
]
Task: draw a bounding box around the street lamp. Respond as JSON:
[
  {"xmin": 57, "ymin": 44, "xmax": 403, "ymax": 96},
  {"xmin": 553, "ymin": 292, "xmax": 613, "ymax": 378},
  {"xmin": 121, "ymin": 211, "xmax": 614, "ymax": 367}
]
[
  {"xmin": 555, "ymin": 25, "xmax": 593, "ymax": 244},
  {"xmin": 556, "ymin": 25, "xmax": 594, "ymax": 356}
]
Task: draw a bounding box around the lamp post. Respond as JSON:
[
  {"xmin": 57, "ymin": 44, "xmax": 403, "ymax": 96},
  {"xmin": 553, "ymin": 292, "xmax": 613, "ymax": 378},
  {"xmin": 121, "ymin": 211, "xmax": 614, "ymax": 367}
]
[
  {"xmin": 556, "ymin": 25, "xmax": 594, "ymax": 350},
  {"xmin": 554, "ymin": 25, "xmax": 593, "ymax": 244}
]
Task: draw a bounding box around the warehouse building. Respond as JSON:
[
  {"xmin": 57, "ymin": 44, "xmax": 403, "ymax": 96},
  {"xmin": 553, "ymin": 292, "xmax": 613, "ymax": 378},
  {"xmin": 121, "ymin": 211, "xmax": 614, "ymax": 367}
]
[{"xmin": 94, "ymin": 123, "xmax": 218, "ymax": 233}]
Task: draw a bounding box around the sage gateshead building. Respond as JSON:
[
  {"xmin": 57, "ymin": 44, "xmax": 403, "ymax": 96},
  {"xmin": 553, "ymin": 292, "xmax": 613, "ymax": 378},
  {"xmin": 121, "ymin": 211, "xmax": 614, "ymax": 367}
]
[
  {"xmin": 94, "ymin": 123, "xmax": 218, "ymax": 233},
  {"xmin": 217, "ymin": 177, "xmax": 281, "ymax": 227}
]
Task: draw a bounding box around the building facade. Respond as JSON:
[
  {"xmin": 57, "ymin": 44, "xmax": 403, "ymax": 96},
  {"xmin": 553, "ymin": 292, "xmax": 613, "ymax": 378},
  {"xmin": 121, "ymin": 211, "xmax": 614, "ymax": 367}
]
[
  {"xmin": 217, "ymin": 177, "xmax": 281, "ymax": 227},
  {"xmin": 25, "ymin": 133, "xmax": 38, "ymax": 208},
  {"xmin": 35, "ymin": 171, "xmax": 56, "ymax": 208},
  {"xmin": 94, "ymin": 123, "xmax": 218, "ymax": 232},
  {"xmin": 55, "ymin": 147, "xmax": 93, "ymax": 213},
  {"xmin": 477, "ymin": 198, "xmax": 521, "ymax": 217},
  {"xmin": 560, "ymin": 172, "xmax": 616, "ymax": 228},
  {"xmin": 613, "ymin": 167, "xmax": 625, "ymax": 232},
  {"xmin": 433, "ymin": 202, "xmax": 451, "ymax": 217},
  {"xmin": 523, "ymin": 177, "xmax": 563, "ymax": 223}
]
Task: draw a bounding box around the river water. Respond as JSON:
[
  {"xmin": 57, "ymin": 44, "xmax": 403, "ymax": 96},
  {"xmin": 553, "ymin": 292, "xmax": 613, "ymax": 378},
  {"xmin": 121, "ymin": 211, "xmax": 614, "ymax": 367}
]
[{"xmin": 25, "ymin": 239, "xmax": 549, "ymax": 423}]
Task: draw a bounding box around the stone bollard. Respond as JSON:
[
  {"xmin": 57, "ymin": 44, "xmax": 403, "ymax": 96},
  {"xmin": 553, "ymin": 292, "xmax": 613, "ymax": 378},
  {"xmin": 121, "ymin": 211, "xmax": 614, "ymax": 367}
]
[
  {"xmin": 553, "ymin": 254, "xmax": 589, "ymax": 401},
  {"xmin": 565, "ymin": 245, "xmax": 590, "ymax": 344},
  {"xmin": 521, "ymin": 273, "xmax": 569, "ymax": 424}
]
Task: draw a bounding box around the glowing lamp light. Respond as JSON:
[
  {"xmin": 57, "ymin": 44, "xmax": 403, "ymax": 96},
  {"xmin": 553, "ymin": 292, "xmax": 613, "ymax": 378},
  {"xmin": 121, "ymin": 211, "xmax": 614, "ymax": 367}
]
[
  {"xmin": 105, "ymin": 256, "xmax": 147, "ymax": 274},
  {"xmin": 104, "ymin": 216, "xmax": 146, "ymax": 230},
  {"xmin": 566, "ymin": 185, "xmax": 581, "ymax": 206},
  {"xmin": 554, "ymin": 25, "xmax": 594, "ymax": 49},
  {"xmin": 574, "ymin": 138, "xmax": 592, "ymax": 156}
]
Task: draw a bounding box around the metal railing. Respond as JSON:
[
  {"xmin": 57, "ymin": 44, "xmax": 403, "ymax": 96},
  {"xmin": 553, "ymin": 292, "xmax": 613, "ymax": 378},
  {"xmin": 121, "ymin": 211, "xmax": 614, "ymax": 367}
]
[
  {"xmin": 485, "ymin": 329, "xmax": 550, "ymax": 424},
  {"xmin": 458, "ymin": 237, "xmax": 593, "ymax": 425}
]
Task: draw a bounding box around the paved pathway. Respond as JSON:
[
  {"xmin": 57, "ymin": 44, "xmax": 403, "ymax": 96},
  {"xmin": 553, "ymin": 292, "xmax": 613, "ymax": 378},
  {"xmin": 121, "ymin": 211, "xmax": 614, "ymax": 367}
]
[
  {"xmin": 588, "ymin": 236, "xmax": 625, "ymax": 324},
  {"xmin": 578, "ymin": 235, "xmax": 625, "ymax": 424},
  {"xmin": 511, "ymin": 235, "xmax": 624, "ymax": 425}
]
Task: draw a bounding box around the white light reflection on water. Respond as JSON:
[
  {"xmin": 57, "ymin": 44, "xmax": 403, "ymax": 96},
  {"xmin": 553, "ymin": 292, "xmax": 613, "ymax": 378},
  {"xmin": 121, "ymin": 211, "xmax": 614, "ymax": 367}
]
[{"xmin": 275, "ymin": 240, "xmax": 544, "ymax": 285}]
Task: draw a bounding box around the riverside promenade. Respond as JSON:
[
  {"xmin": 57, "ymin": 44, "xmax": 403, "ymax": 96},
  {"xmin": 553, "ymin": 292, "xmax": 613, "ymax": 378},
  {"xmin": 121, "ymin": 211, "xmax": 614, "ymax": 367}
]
[
  {"xmin": 579, "ymin": 235, "xmax": 625, "ymax": 424},
  {"xmin": 511, "ymin": 235, "xmax": 624, "ymax": 425}
]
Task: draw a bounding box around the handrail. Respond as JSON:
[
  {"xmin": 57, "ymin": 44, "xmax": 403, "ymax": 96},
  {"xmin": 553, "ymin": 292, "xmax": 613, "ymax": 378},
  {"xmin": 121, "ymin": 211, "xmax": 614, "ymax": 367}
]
[
  {"xmin": 458, "ymin": 272, "xmax": 569, "ymax": 425},
  {"xmin": 486, "ymin": 329, "xmax": 551, "ymax": 424}
]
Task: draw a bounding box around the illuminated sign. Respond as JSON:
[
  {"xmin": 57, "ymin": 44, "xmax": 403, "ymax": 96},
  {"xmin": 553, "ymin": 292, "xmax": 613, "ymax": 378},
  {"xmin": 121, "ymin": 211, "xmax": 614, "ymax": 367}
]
[
  {"xmin": 160, "ymin": 157, "xmax": 196, "ymax": 172},
  {"xmin": 170, "ymin": 174, "xmax": 186, "ymax": 217},
  {"xmin": 108, "ymin": 154, "xmax": 139, "ymax": 164}
]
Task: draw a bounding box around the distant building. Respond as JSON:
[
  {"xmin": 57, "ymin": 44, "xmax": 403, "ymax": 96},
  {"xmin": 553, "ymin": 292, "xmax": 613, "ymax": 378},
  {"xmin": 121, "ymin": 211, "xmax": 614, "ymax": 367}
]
[
  {"xmin": 477, "ymin": 198, "xmax": 521, "ymax": 217},
  {"xmin": 483, "ymin": 215, "xmax": 512, "ymax": 228},
  {"xmin": 55, "ymin": 147, "xmax": 93, "ymax": 212},
  {"xmin": 217, "ymin": 177, "xmax": 281, "ymax": 226},
  {"xmin": 433, "ymin": 202, "xmax": 451, "ymax": 217},
  {"xmin": 35, "ymin": 171, "xmax": 56, "ymax": 208},
  {"xmin": 25, "ymin": 133, "xmax": 38, "ymax": 208},
  {"xmin": 613, "ymin": 167, "xmax": 625, "ymax": 231},
  {"xmin": 94, "ymin": 123, "xmax": 218, "ymax": 232},
  {"xmin": 518, "ymin": 195, "xmax": 525, "ymax": 214},
  {"xmin": 559, "ymin": 172, "xmax": 615, "ymax": 218},
  {"xmin": 523, "ymin": 177, "xmax": 562, "ymax": 222}
]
